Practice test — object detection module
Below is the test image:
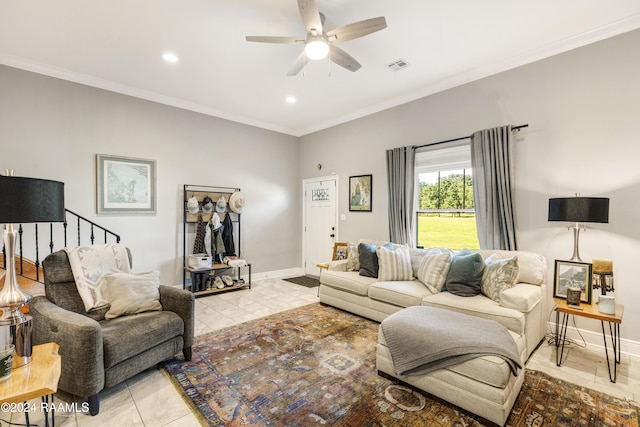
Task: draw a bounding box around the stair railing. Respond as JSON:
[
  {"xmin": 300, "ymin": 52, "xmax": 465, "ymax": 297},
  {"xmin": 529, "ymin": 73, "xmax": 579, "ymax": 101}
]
[{"xmin": 1, "ymin": 208, "xmax": 121, "ymax": 282}]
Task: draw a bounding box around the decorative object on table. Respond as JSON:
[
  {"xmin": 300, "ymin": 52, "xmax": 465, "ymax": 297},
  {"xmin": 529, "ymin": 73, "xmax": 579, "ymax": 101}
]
[
  {"xmin": 349, "ymin": 174, "xmax": 372, "ymax": 212},
  {"xmin": 96, "ymin": 154, "xmax": 156, "ymax": 214},
  {"xmin": 598, "ymin": 295, "xmax": 616, "ymax": 315},
  {"xmin": 0, "ymin": 344, "xmax": 15, "ymax": 382},
  {"xmin": 0, "ymin": 170, "xmax": 65, "ymax": 367},
  {"xmin": 566, "ymin": 287, "xmax": 582, "ymax": 305},
  {"xmin": 553, "ymin": 260, "xmax": 593, "ymax": 304},
  {"xmin": 592, "ymin": 258, "xmax": 614, "ymax": 295},
  {"xmin": 548, "ymin": 195, "xmax": 609, "ymax": 262},
  {"xmin": 332, "ymin": 242, "xmax": 348, "ymax": 260}
]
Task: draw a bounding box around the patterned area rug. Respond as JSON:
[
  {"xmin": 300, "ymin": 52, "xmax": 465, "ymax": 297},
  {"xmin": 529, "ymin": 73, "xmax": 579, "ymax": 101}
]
[
  {"xmin": 163, "ymin": 303, "xmax": 639, "ymax": 426},
  {"xmin": 282, "ymin": 276, "xmax": 320, "ymax": 288}
]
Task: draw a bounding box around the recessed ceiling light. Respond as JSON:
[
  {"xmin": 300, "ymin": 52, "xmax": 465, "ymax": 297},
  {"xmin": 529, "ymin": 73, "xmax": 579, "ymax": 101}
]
[
  {"xmin": 285, "ymin": 96, "xmax": 296, "ymax": 104},
  {"xmin": 162, "ymin": 52, "xmax": 179, "ymax": 63}
]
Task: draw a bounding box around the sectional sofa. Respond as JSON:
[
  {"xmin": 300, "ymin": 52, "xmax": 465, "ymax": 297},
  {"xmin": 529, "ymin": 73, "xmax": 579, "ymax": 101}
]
[{"xmin": 318, "ymin": 240, "xmax": 548, "ymax": 360}]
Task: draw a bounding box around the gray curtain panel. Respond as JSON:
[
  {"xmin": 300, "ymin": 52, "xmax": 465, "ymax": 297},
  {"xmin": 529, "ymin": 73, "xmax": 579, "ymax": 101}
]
[
  {"xmin": 386, "ymin": 146, "xmax": 416, "ymax": 246},
  {"xmin": 470, "ymin": 125, "xmax": 517, "ymax": 250}
]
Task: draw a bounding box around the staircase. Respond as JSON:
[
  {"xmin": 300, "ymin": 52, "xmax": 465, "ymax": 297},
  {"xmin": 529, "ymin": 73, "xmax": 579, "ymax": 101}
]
[{"xmin": 1, "ymin": 209, "xmax": 121, "ymax": 296}]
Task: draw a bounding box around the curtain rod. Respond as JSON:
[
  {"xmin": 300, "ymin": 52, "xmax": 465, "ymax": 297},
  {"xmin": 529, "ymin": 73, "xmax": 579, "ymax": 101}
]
[{"xmin": 413, "ymin": 124, "xmax": 528, "ymax": 150}]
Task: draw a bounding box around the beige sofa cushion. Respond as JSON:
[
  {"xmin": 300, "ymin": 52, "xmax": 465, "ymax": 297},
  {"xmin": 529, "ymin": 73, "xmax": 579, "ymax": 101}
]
[
  {"xmin": 421, "ymin": 292, "xmax": 525, "ymax": 334},
  {"xmin": 369, "ymin": 280, "xmax": 433, "ymax": 307},
  {"xmin": 320, "ymin": 269, "xmax": 377, "ymax": 296},
  {"xmin": 500, "ymin": 283, "xmax": 543, "ymax": 313}
]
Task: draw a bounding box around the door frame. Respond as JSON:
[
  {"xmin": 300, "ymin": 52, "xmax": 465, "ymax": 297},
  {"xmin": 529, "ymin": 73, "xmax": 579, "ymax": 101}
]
[{"xmin": 302, "ymin": 175, "xmax": 340, "ymax": 273}]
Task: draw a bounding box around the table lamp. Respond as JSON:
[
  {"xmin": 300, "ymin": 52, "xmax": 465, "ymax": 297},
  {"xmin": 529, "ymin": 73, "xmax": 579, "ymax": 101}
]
[
  {"xmin": 0, "ymin": 170, "xmax": 65, "ymax": 367},
  {"xmin": 548, "ymin": 195, "xmax": 609, "ymax": 262}
]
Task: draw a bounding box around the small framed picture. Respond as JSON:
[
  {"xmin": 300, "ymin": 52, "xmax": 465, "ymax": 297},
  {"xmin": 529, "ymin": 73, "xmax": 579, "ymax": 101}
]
[
  {"xmin": 553, "ymin": 260, "xmax": 592, "ymax": 304},
  {"xmin": 349, "ymin": 174, "xmax": 372, "ymax": 212},
  {"xmin": 96, "ymin": 154, "xmax": 157, "ymax": 214},
  {"xmin": 332, "ymin": 242, "xmax": 348, "ymax": 261}
]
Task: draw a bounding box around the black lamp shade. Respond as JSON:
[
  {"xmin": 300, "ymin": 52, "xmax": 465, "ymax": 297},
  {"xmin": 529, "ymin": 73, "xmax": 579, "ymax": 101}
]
[
  {"xmin": 548, "ymin": 197, "xmax": 609, "ymax": 223},
  {"xmin": 0, "ymin": 175, "xmax": 65, "ymax": 223}
]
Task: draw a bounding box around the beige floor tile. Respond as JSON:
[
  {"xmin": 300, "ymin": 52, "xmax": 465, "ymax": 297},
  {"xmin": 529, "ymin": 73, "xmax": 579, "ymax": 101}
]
[
  {"xmin": 76, "ymin": 383, "xmax": 143, "ymax": 427},
  {"xmin": 126, "ymin": 368, "xmax": 193, "ymax": 426}
]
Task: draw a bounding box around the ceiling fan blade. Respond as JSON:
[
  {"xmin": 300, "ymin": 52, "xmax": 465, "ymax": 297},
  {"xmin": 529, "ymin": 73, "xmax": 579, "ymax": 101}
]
[
  {"xmin": 245, "ymin": 36, "xmax": 302, "ymax": 44},
  {"xmin": 327, "ymin": 17, "xmax": 387, "ymax": 42},
  {"xmin": 287, "ymin": 51, "xmax": 306, "ymax": 76},
  {"xmin": 297, "ymin": 0, "xmax": 322, "ymax": 35},
  {"xmin": 329, "ymin": 45, "xmax": 361, "ymax": 72}
]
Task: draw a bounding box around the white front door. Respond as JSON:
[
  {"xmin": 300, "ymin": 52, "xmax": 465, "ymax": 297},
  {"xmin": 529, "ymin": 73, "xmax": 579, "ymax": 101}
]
[{"xmin": 303, "ymin": 176, "xmax": 338, "ymax": 277}]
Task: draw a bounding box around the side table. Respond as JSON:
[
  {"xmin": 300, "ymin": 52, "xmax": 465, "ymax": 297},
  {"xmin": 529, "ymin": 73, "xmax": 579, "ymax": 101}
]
[
  {"xmin": 0, "ymin": 342, "xmax": 61, "ymax": 426},
  {"xmin": 554, "ymin": 299, "xmax": 623, "ymax": 382},
  {"xmin": 316, "ymin": 263, "xmax": 329, "ymax": 297}
]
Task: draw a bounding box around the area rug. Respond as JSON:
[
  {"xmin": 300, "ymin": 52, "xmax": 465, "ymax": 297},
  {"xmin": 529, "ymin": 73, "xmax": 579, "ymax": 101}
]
[
  {"xmin": 282, "ymin": 275, "xmax": 320, "ymax": 288},
  {"xmin": 162, "ymin": 303, "xmax": 639, "ymax": 427}
]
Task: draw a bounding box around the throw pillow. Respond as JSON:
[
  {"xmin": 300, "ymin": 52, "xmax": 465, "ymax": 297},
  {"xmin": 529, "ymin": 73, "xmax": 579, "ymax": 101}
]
[
  {"xmin": 416, "ymin": 251, "xmax": 452, "ymax": 293},
  {"xmin": 481, "ymin": 254, "xmax": 519, "ymax": 302},
  {"xmin": 97, "ymin": 271, "xmax": 163, "ymax": 320},
  {"xmin": 345, "ymin": 242, "xmax": 360, "ymax": 271},
  {"xmin": 445, "ymin": 250, "xmax": 485, "ymax": 297},
  {"xmin": 358, "ymin": 242, "xmax": 379, "ymax": 278},
  {"xmin": 377, "ymin": 245, "xmax": 413, "ymax": 281}
]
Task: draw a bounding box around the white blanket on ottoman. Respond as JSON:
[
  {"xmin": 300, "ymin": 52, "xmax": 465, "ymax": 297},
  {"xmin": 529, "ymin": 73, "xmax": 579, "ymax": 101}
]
[{"xmin": 381, "ymin": 306, "xmax": 521, "ymax": 376}]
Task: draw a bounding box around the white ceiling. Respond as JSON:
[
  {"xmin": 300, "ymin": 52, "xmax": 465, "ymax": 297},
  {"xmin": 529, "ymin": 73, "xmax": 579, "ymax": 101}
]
[{"xmin": 2, "ymin": 1, "xmax": 640, "ymax": 137}]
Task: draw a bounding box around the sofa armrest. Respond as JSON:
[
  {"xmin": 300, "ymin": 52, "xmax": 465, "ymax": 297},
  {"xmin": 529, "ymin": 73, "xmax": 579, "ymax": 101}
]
[
  {"xmin": 328, "ymin": 259, "xmax": 348, "ymax": 271},
  {"xmin": 159, "ymin": 285, "xmax": 195, "ymax": 349},
  {"xmin": 30, "ymin": 296, "xmax": 104, "ymax": 398},
  {"xmin": 500, "ymin": 283, "xmax": 542, "ymax": 313}
]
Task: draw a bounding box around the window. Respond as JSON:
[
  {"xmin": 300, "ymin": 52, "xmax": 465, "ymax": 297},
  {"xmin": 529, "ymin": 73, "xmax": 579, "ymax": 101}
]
[{"xmin": 415, "ymin": 143, "xmax": 479, "ymax": 250}]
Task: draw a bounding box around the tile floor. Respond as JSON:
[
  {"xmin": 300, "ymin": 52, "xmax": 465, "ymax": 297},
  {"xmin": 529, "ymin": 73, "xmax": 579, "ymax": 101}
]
[{"xmin": 4, "ymin": 278, "xmax": 639, "ymax": 426}]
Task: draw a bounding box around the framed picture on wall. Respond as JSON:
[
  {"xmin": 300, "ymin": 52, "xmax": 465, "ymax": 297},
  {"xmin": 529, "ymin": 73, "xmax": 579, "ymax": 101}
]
[
  {"xmin": 553, "ymin": 260, "xmax": 592, "ymax": 304},
  {"xmin": 349, "ymin": 174, "xmax": 372, "ymax": 212},
  {"xmin": 96, "ymin": 154, "xmax": 157, "ymax": 214}
]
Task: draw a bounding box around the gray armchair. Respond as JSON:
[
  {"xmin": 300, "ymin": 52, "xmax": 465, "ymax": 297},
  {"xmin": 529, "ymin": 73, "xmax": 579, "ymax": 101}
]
[{"xmin": 30, "ymin": 248, "xmax": 194, "ymax": 416}]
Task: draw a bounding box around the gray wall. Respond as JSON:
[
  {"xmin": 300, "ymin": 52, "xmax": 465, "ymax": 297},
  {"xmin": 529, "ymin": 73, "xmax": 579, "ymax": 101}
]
[
  {"xmin": 0, "ymin": 65, "xmax": 300, "ymax": 282},
  {"xmin": 299, "ymin": 29, "xmax": 640, "ymax": 343}
]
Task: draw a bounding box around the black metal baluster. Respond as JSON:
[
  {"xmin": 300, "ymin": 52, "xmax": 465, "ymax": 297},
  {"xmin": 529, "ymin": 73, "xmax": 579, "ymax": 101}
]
[{"xmin": 90, "ymin": 224, "xmax": 95, "ymax": 244}]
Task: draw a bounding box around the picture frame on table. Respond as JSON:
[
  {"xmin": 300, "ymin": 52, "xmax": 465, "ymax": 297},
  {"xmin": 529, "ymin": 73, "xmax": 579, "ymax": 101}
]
[
  {"xmin": 332, "ymin": 242, "xmax": 348, "ymax": 261},
  {"xmin": 553, "ymin": 260, "xmax": 593, "ymax": 304},
  {"xmin": 96, "ymin": 154, "xmax": 156, "ymax": 214},
  {"xmin": 349, "ymin": 174, "xmax": 372, "ymax": 212}
]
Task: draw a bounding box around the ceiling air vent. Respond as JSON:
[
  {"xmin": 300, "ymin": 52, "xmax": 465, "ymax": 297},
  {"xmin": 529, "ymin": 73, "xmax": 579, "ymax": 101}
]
[{"xmin": 386, "ymin": 59, "xmax": 410, "ymax": 71}]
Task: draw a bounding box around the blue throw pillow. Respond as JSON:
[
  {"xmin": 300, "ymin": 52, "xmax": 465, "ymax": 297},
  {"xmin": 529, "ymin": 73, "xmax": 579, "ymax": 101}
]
[{"xmin": 445, "ymin": 249, "xmax": 485, "ymax": 297}]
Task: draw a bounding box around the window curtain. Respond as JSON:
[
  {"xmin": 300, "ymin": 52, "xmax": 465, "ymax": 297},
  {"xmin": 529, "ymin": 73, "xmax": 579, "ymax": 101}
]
[
  {"xmin": 386, "ymin": 146, "xmax": 415, "ymax": 246},
  {"xmin": 470, "ymin": 125, "xmax": 517, "ymax": 250}
]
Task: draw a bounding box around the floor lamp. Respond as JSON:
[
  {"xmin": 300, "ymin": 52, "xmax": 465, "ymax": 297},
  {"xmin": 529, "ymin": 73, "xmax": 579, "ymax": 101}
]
[
  {"xmin": 548, "ymin": 196, "xmax": 609, "ymax": 262},
  {"xmin": 0, "ymin": 170, "xmax": 65, "ymax": 367}
]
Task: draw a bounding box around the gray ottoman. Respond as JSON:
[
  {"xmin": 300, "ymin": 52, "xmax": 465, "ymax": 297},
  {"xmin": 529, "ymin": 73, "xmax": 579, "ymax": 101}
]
[{"xmin": 376, "ymin": 308, "xmax": 525, "ymax": 426}]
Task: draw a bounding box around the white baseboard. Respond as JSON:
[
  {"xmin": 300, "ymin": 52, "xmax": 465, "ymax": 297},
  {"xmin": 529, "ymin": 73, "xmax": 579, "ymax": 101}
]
[
  {"xmin": 248, "ymin": 267, "xmax": 304, "ymax": 282},
  {"xmin": 548, "ymin": 321, "xmax": 640, "ymax": 358}
]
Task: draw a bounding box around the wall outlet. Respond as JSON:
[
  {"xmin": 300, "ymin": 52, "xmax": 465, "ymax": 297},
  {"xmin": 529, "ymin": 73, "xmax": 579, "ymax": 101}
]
[{"xmin": 340, "ymin": 214, "xmax": 346, "ymax": 221}]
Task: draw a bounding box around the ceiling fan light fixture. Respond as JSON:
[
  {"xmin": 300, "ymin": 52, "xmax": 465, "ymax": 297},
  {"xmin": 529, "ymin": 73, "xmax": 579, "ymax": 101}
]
[{"xmin": 304, "ymin": 38, "xmax": 329, "ymax": 60}]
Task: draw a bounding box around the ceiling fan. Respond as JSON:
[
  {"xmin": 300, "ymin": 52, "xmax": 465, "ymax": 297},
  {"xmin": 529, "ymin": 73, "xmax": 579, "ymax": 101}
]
[{"xmin": 245, "ymin": 0, "xmax": 387, "ymax": 76}]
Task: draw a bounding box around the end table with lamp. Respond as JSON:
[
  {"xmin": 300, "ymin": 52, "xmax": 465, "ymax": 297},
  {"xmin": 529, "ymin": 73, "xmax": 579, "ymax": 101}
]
[{"xmin": 554, "ymin": 298, "xmax": 623, "ymax": 383}]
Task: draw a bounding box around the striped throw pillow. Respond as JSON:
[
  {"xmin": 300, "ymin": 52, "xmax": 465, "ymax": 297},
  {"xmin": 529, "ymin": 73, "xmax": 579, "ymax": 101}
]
[{"xmin": 376, "ymin": 245, "xmax": 413, "ymax": 281}]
